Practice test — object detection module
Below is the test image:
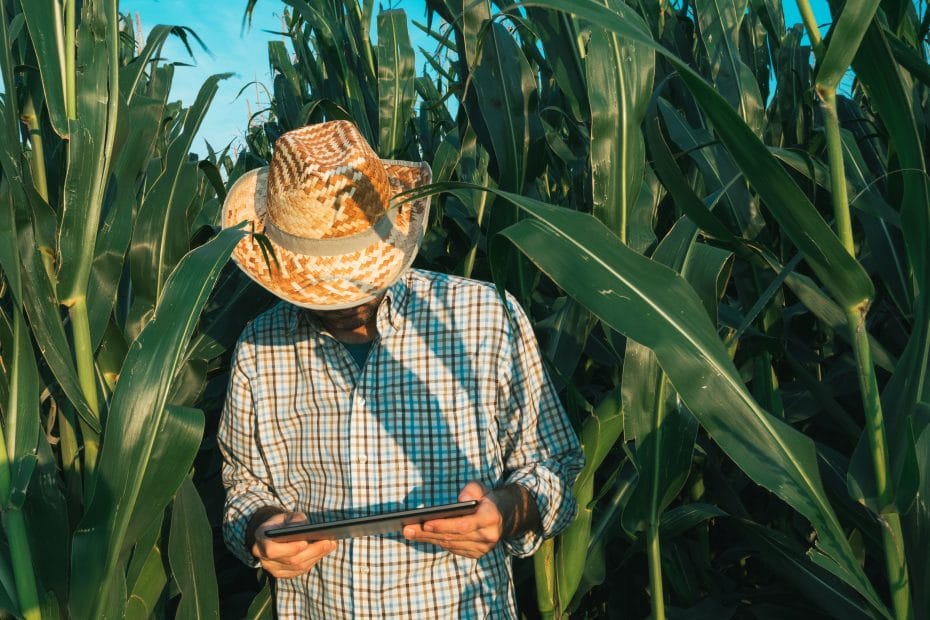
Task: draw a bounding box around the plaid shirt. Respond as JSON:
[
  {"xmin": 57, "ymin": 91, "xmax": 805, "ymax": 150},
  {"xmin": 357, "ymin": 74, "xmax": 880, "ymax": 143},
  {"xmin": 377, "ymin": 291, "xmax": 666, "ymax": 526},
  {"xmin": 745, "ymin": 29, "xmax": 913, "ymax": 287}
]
[{"xmin": 219, "ymin": 269, "xmax": 583, "ymax": 619}]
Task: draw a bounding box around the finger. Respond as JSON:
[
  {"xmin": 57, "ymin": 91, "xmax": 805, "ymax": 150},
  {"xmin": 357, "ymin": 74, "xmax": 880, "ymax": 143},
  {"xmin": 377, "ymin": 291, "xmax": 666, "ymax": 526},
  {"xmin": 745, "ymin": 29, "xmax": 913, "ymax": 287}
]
[
  {"xmin": 258, "ymin": 538, "xmax": 310, "ymax": 561},
  {"xmin": 283, "ymin": 511, "xmax": 309, "ymax": 525},
  {"xmin": 287, "ymin": 539, "xmax": 337, "ymax": 566},
  {"xmin": 427, "ymin": 538, "xmax": 493, "ymax": 559},
  {"xmin": 403, "ymin": 523, "xmax": 425, "ymax": 540},
  {"xmin": 266, "ymin": 566, "xmax": 309, "ymax": 579},
  {"xmin": 425, "ymin": 500, "xmax": 501, "ymax": 533},
  {"xmin": 406, "ymin": 528, "xmax": 492, "ymax": 546},
  {"xmin": 422, "ymin": 514, "xmax": 481, "ymax": 534},
  {"xmin": 261, "ymin": 541, "xmax": 337, "ymax": 573},
  {"xmin": 458, "ymin": 481, "xmax": 488, "ymax": 502}
]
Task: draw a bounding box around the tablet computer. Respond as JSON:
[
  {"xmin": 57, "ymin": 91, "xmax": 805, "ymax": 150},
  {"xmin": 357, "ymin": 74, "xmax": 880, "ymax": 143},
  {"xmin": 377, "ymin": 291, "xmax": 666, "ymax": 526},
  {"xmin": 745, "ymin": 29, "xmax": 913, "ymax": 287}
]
[{"xmin": 263, "ymin": 500, "xmax": 480, "ymax": 542}]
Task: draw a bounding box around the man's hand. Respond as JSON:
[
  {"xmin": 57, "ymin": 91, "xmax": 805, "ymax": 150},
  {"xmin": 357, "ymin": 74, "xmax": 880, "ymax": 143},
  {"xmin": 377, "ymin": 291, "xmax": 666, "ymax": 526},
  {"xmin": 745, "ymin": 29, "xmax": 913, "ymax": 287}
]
[
  {"xmin": 251, "ymin": 512, "xmax": 337, "ymax": 579},
  {"xmin": 402, "ymin": 481, "xmax": 540, "ymax": 559}
]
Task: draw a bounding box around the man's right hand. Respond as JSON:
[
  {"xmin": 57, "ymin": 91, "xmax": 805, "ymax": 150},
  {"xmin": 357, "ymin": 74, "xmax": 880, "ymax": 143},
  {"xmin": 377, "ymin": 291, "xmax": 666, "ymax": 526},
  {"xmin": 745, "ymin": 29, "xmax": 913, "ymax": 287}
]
[{"xmin": 251, "ymin": 512, "xmax": 338, "ymax": 579}]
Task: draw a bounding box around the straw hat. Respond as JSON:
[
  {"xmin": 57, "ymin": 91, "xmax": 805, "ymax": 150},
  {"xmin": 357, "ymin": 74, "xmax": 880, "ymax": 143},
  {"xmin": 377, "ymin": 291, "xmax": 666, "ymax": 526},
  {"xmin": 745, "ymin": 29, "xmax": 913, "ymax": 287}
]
[{"xmin": 222, "ymin": 121, "xmax": 432, "ymax": 309}]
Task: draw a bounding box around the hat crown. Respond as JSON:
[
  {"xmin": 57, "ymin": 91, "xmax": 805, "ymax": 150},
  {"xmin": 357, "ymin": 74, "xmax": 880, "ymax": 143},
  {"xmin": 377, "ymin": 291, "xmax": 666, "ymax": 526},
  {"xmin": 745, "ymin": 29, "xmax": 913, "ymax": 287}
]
[{"xmin": 265, "ymin": 121, "xmax": 392, "ymax": 239}]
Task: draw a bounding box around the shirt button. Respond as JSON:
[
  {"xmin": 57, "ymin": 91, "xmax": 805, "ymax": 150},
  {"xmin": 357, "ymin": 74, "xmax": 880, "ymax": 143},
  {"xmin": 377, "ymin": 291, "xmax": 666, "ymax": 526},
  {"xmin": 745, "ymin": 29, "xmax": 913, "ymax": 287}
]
[
  {"xmin": 356, "ymin": 396, "xmax": 366, "ymax": 407},
  {"xmin": 359, "ymin": 565, "xmax": 369, "ymax": 574},
  {"xmin": 358, "ymin": 454, "xmax": 368, "ymax": 464}
]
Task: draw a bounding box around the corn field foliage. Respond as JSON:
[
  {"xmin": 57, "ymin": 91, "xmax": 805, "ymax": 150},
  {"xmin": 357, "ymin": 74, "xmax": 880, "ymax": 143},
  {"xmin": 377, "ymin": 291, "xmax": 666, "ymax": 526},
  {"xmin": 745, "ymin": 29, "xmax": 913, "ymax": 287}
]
[{"xmin": 1, "ymin": 0, "xmax": 929, "ymax": 617}]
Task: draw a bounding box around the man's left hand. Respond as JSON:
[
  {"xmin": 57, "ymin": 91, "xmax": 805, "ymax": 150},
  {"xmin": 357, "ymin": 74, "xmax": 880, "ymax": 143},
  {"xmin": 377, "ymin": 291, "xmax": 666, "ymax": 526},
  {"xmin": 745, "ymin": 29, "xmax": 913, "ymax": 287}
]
[{"xmin": 402, "ymin": 482, "xmax": 528, "ymax": 559}]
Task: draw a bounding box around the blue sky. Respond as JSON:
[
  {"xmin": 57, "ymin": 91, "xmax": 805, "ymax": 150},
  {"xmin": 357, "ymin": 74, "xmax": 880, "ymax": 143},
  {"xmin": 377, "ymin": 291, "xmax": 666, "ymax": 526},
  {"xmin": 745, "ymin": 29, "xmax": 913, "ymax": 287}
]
[
  {"xmin": 122, "ymin": 0, "xmax": 434, "ymax": 153},
  {"xmin": 121, "ymin": 0, "xmax": 828, "ymax": 155}
]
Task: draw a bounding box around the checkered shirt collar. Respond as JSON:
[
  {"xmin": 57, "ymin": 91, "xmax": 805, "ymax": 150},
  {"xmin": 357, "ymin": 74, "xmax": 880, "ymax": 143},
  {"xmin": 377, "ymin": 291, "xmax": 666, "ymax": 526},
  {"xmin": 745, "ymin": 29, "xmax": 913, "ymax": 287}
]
[{"xmin": 289, "ymin": 272, "xmax": 410, "ymax": 336}]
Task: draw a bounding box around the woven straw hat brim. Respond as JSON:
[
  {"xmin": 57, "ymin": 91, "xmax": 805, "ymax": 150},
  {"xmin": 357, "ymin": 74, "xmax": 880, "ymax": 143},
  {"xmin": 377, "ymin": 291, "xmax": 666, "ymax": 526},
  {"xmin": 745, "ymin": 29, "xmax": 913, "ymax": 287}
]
[{"xmin": 222, "ymin": 160, "xmax": 431, "ymax": 310}]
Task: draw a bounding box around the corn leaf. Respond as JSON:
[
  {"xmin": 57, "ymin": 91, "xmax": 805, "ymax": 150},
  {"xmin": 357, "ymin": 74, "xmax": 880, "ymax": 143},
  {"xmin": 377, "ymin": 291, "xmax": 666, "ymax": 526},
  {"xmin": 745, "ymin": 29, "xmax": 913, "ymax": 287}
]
[
  {"xmin": 846, "ymin": 19, "xmax": 929, "ymax": 517},
  {"xmin": 815, "ymin": 0, "xmax": 880, "ymax": 92},
  {"xmin": 18, "ymin": 0, "xmax": 69, "ymax": 137},
  {"xmin": 586, "ymin": 2, "xmax": 654, "ymax": 239},
  {"xmin": 524, "ymin": 8, "xmax": 588, "ymax": 122},
  {"xmin": 69, "ymin": 226, "xmax": 244, "ymax": 618},
  {"xmin": 128, "ymin": 73, "xmax": 229, "ymax": 336},
  {"xmin": 0, "ymin": 305, "xmax": 40, "ymax": 510},
  {"xmin": 377, "ymin": 10, "xmax": 416, "ymax": 158},
  {"xmin": 169, "ymin": 477, "xmax": 220, "ymax": 620},
  {"xmin": 87, "ymin": 94, "xmax": 164, "ymax": 351},
  {"xmin": 555, "ymin": 388, "xmax": 623, "ymax": 607},
  {"xmin": 122, "ymin": 404, "xmax": 205, "ymax": 559},
  {"xmin": 125, "ymin": 544, "xmax": 167, "ymax": 620},
  {"xmin": 521, "ymin": 0, "xmax": 873, "ymax": 308},
  {"xmin": 737, "ymin": 520, "xmax": 878, "ymax": 619},
  {"xmin": 57, "ymin": 0, "xmax": 117, "ymax": 304},
  {"xmin": 695, "ymin": 0, "xmax": 765, "ymax": 135},
  {"xmin": 448, "ymin": 180, "xmax": 887, "ymax": 612},
  {"xmin": 471, "ymin": 21, "xmax": 535, "ymax": 192},
  {"xmin": 245, "ymin": 582, "xmax": 274, "ymax": 620},
  {"xmin": 119, "ymin": 24, "xmax": 172, "ymax": 105}
]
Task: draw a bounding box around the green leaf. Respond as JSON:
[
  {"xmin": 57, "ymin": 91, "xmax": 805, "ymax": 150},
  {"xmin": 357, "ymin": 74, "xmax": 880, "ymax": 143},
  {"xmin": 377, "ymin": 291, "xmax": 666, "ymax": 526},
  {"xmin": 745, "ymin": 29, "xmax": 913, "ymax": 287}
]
[
  {"xmin": 124, "ymin": 544, "xmax": 167, "ymax": 620},
  {"xmin": 621, "ymin": 218, "xmax": 700, "ymax": 539},
  {"xmin": 555, "ymin": 388, "xmax": 623, "ymax": 607},
  {"xmin": 129, "ymin": 73, "xmax": 230, "ymax": 336},
  {"xmin": 19, "ymin": 0, "xmax": 69, "ymax": 137},
  {"xmin": 377, "ymin": 10, "xmax": 416, "ymax": 158},
  {"xmin": 901, "ymin": 405, "xmax": 930, "ymax": 615},
  {"xmin": 524, "ymin": 8, "xmax": 588, "ymax": 122},
  {"xmin": 737, "ymin": 520, "xmax": 877, "ymax": 619},
  {"xmin": 169, "ymin": 478, "xmax": 220, "ymax": 619},
  {"xmin": 6, "ymin": 184, "xmax": 98, "ymax": 431},
  {"xmin": 854, "ymin": 17, "xmax": 930, "ymax": 442},
  {"xmin": 23, "ymin": 427, "xmax": 69, "ymax": 607},
  {"xmin": 471, "ymin": 20, "xmax": 535, "ymax": 192},
  {"xmin": 245, "ymin": 582, "xmax": 274, "ymax": 620},
  {"xmin": 426, "ymin": 179, "xmax": 885, "ymax": 611},
  {"xmin": 682, "ymin": 243, "xmax": 733, "ymax": 323},
  {"xmin": 521, "ymin": 0, "xmax": 875, "ymax": 310},
  {"xmin": 0, "ymin": 305, "xmax": 40, "ymax": 509},
  {"xmin": 586, "ymin": 4, "xmax": 654, "ymax": 239},
  {"xmin": 815, "ymin": 0, "xmax": 880, "ymax": 92},
  {"xmin": 57, "ymin": 0, "xmax": 117, "ymax": 303},
  {"xmin": 659, "ymin": 503, "xmax": 726, "ymax": 539},
  {"xmin": 656, "ymin": 98, "xmax": 762, "ymax": 239},
  {"xmin": 87, "ymin": 94, "xmax": 165, "ymax": 351},
  {"xmin": 695, "ymin": 0, "xmax": 765, "ymax": 134},
  {"xmin": 642, "ymin": 105, "xmax": 739, "ymax": 243},
  {"xmin": 69, "ymin": 226, "xmax": 244, "ymax": 618},
  {"xmin": 848, "ymin": 21, "xmax": 929, "ymax": 526},
  {"xmin": 119, "ymin": 25, "xmax": 172, "ymax": 104},
  {"xmin": 123, "ymin": 405, "xmax": 205, "ymax": 559}
]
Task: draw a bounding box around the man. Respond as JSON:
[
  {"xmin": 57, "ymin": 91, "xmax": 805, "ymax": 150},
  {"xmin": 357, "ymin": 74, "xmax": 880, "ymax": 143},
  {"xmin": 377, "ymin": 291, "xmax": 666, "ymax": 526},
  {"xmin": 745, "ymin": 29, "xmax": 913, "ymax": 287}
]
[{"xmin": 218, "ymin": 120, "xmax": 583, "ymax": 618}]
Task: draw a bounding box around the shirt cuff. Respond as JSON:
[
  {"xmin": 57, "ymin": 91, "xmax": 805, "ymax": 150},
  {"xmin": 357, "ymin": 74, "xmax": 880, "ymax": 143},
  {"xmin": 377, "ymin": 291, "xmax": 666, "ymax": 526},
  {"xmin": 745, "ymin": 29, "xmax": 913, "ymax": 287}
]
[
  {"xmin": 501, "ymin": 466, "xmax": 577, "ymax": 557},
  {"xmin": 225, "ymin": 492, "xmax": 285, "ymax": 567}
]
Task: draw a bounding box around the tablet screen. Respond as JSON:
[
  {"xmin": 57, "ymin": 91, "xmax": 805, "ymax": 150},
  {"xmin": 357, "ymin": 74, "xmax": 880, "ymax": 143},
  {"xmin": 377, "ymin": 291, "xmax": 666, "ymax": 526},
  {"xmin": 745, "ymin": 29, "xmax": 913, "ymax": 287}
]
[{"xmin": 263, "ymin": 500, "xmax": 480, "ymax": 542}]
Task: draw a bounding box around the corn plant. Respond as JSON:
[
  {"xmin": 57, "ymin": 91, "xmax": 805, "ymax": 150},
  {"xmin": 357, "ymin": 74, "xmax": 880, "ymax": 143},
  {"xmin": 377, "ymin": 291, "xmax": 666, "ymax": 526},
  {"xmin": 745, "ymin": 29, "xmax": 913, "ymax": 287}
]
[
  {"xmin": 0, "ymin": 2, "xmax": 273, "ymax": 617},
  {"xmin": 237, "ymin": 0, "xmax": 930, "ymax": 618}
]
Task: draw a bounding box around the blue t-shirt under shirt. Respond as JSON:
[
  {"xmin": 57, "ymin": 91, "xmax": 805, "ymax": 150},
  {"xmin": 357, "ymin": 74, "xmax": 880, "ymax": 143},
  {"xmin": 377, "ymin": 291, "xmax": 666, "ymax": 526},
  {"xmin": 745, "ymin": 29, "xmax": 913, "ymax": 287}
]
[{"xmin": 341, "ymin": 340, "xmax": 373, "ymax": 368}]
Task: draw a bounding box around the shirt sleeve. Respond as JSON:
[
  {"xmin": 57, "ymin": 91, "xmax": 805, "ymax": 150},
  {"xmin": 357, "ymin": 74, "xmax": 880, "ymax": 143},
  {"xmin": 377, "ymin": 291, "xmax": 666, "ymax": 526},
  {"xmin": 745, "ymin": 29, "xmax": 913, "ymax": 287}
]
[
  {"xmin": 496, "ymin": 293, "xmax": 584, "ymax": 558},
  {"xmin": 217, "ymin": 328, "xmax": 284, "ymax": 567}
]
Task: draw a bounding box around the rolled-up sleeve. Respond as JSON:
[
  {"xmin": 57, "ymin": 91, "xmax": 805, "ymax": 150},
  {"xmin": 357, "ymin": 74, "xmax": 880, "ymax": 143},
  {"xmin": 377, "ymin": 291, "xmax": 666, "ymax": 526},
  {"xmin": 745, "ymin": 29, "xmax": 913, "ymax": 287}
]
[
  {"xmin": 217, "ymin": 329, "xmax": 283, "ymax": 566},
  {"xmin": 497, "ymin": 293, "xmax": 584, "ymax": 557}
]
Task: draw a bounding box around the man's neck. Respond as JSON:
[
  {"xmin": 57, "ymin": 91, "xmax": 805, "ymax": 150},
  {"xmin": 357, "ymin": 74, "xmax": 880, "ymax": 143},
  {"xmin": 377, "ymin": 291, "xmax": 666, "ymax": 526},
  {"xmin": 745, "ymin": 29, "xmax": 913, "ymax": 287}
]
[
  {"xmin": 325, "ymin": 322, "xmax": 377, "ymax": 343},
  {"xmin": 308, "ymin": 295, "xmax": 385, "ymax": 343}
]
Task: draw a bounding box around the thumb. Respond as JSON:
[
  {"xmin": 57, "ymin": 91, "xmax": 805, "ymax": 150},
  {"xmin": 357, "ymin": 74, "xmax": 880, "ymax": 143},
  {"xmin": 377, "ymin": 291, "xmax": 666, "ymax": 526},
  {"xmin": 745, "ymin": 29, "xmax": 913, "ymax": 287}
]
[{"xmin": 459, "ymin": 481, "xmax": 488, "ymax": 502}]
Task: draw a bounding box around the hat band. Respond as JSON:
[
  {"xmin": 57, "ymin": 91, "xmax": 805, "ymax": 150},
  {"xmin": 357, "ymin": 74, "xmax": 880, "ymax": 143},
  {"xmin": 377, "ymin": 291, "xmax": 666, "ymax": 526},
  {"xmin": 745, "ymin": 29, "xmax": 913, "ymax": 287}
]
[{"xmin": 263, "ymin": 206, "xmax": 402, "ymax": 257}]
